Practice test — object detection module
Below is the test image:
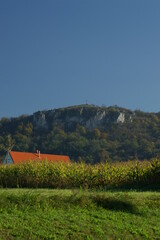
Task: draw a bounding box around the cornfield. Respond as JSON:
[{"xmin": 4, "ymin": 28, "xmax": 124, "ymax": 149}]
[{"xmin": 0, "ymin": 159, "xmax": 159, "ymax": 189}]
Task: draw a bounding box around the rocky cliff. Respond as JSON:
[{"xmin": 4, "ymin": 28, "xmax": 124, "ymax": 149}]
[{"xmin": 33, "ymin": 104, "xmax": 135, "ymax": 130}]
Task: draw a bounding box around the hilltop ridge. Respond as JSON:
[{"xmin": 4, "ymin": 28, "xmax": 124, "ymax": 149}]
[
  {"xmin": 33, "ymin": 104, "xmax": 134, "ymax": 130},
  {"xmin": 0, "ymin": 104, "xmax": 160, "ymax": 163}
]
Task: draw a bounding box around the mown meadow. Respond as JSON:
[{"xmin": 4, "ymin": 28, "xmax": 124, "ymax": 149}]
[
  {"xmin": 0, "ymin": 189, "xmax": 159, "ymax": 239},
  {"xmin": 0, "ymin": 159, "xmax": 159, "ymax": 189}
]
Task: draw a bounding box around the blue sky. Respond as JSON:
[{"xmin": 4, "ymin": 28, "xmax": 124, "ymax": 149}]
[{"xmin": 0, "ymin": 0, "xmax": 160, "ymax": 118}]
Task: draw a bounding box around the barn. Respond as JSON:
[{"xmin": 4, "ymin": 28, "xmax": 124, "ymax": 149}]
[{"xmin": 2, "ymin": 151, "xmax": 70, "ymax": 164}]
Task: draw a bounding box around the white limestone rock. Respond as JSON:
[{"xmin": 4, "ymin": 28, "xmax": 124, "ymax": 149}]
[
  {"xmin": 117, "ymin": 113, "xmax": 125, "ymax": 123},
  {"xmin": 86, "ymin": 111, "xmax": 106, "ymax": 129}
]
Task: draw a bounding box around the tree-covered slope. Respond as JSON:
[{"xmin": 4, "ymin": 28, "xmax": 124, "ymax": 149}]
[{"xmin": 1, "ymin": 104, "xmax": 160, "ymax": 163}]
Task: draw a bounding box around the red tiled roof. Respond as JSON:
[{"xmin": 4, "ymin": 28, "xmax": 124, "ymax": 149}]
[{"xmin": 9, "ymin": 151, "xmax": 70, "ymax": 164}]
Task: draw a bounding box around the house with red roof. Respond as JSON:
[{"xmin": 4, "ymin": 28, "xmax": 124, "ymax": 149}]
[{"xmin": 2, "ymin": 151, "xmax": 70, "ymax": 164}]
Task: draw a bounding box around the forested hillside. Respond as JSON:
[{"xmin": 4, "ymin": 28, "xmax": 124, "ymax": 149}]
[{"xmin": 1, "ymin": 104, "xmax": 160, "ymax": 163}]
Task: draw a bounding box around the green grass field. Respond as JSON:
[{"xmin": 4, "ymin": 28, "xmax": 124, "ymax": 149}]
[{"xmin": 0, "ymin": 189, "xmax": 159, "ymax": 240}]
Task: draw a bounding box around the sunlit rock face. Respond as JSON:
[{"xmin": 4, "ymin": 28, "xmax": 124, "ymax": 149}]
[
  {"xmin": 85, "ymin": 110, "xmax": 106, "ymax": 130},
  {"xmin": 117, "ymin": 113, "xmax": 125, "ymax": 123},
  {"xmin": 33, "ymin": 105, "xmax": 134, "ymax": 130}
]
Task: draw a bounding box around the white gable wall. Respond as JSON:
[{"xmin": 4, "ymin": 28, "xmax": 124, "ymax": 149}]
[{"xmin": 2, "ymin": 152, "xmax": 13, "ymax": 165}]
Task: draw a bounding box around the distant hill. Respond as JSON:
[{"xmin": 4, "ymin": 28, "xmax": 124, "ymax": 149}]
[{"xmin": 1, "ymin": 104, "xmax": 160, "ymax": 163}]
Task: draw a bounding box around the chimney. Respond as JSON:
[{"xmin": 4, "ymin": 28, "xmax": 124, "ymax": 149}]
[{"xmin": 39, "ymin": 150, "xmax": 40, "ymax": 159}]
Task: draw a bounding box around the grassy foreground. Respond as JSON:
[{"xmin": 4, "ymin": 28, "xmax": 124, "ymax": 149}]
[{"xmin": 0, "ymin": 189, "xmax": 159, "ymax": 239}]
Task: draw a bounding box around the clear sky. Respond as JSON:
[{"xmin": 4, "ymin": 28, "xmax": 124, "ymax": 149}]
[{"xmin": 0, "ymin": 0, "xmax": 160, "ymax": 118}]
